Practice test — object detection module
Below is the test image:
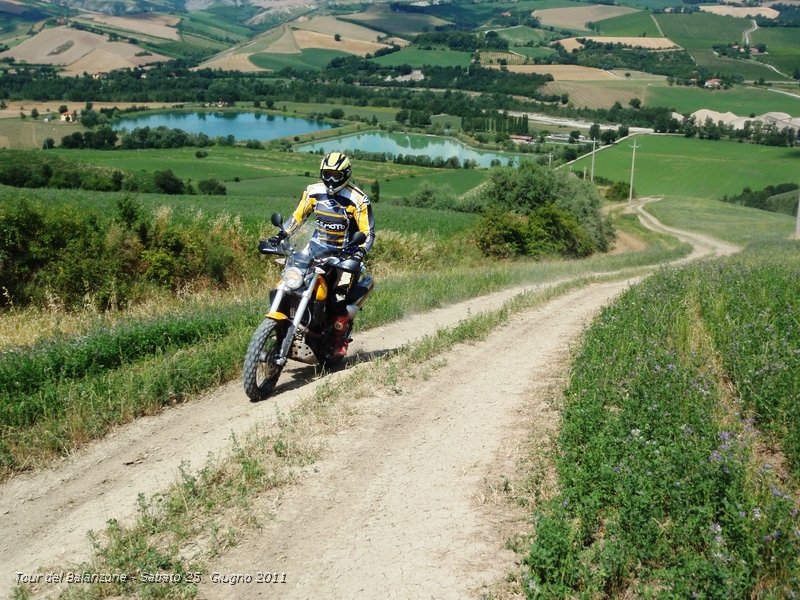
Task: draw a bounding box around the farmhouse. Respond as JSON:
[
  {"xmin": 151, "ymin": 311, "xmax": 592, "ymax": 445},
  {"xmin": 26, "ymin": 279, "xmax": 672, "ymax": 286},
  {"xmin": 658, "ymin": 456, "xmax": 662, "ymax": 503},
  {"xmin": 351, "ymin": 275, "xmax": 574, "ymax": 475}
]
[
  {"xmin": 60, "ymin": 111, "xmax": 78, "ymax": 122},
  {"xmin": 704, "ymin": 78, "xmax": 722, "ymax": 89}
]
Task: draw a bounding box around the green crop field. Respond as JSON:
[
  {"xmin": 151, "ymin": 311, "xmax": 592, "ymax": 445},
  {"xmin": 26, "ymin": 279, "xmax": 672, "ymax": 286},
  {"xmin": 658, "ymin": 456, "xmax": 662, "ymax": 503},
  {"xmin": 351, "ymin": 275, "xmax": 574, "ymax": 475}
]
[
  {"xmin": 656, "ymin": 13, "xmax": 751, "ymax": 48},
  {"xmin": 494, "ymin": 25, "xmax": 560, "ymax": 45},
  {"xmin": 645, "ymin": 84, "xmax": 800, "ymax": 114},
  {"xmin": 249, "ymin": 49, "xmax": 350, "ymax": 71},
  {"xmin": 371, "ymin": 48, "xmax": 472, "ymax": 68},
  {"xmin": 339, "ymin": 7, "xmax": 451, "ymax": 37},
  {"xmin": 654, "ymin": 12, "xmax": 791, "ymax": 80},
  {"xmin": 510, "ymin": 46, "xmax": 556, "ymax": 60},
  {"xmin": 751, "ymin": 28, "xmax": 800, "ymax": 77},
  {"xmin": 571, "ymin": 134, "xmax": 800, "ymax": 199},
  {"xmin": 594, "ymin": 10, "xmax": 661, "ymax": 37},
  {"xmin": 647, "ymin": 196, "xmax": 795, "ymax": 245}
]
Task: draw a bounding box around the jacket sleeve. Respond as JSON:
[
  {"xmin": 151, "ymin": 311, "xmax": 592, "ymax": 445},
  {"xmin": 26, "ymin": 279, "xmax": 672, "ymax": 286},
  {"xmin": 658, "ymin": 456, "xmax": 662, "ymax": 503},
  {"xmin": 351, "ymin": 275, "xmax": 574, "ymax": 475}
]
[
  {"xmin": 355, "ymin": 197, "xmax": 375, "ymax": 253},
  {"xmin": 284, "ymin": 189, "xmax": 315, "ymax": 235}
]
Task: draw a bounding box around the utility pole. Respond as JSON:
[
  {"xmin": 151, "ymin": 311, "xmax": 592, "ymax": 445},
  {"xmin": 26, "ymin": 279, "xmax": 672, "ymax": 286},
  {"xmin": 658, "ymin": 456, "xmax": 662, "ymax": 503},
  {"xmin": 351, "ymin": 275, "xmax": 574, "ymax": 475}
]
[
  {"xmin": 548, "ymin": 152, "xmax": 552, "ymax": 168},
  {"xmin": 795, "ymin": 187, "xmax": 800, "ymax": 239},
  {"xmin": 628, "ymin": 140, "xmax": 639, "ymax": 209},
  {"xmin": 590, "ymin": 138, "xmax": 597, "ymax": 182}
]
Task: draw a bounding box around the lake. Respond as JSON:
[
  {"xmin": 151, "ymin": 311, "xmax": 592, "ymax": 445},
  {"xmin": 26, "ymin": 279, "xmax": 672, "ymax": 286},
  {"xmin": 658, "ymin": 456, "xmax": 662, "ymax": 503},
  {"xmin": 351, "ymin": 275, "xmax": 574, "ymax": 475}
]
[
  {"xmin": 297, "ymin": 131, "xmax": 521, "ymax": 168},
  {"xmin": 113, "ymin": 111, "xmax": 337, "ymax": 140}
]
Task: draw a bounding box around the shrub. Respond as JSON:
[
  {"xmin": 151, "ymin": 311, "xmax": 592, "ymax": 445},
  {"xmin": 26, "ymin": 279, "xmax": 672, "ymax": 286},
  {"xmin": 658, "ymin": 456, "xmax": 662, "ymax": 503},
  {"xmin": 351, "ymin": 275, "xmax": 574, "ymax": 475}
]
[
  {"xmin": 198, "ymin": 179, "xmax": 227, "ymax": 196},
  {"xmin": 153, "ymin": 170, "xmax": 185, "ymax": 195}
]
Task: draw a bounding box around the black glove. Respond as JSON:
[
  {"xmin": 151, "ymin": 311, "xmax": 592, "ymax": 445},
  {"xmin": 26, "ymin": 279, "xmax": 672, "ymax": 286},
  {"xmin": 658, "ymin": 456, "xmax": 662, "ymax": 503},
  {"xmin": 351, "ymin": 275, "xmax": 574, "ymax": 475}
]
[
  {"xmin": 267, "ymin": 232, "xmax": 286, "ymax": 246},
  {"xmin": 351, "ymin": 248, "xmax": 366, "ymax": 262}
]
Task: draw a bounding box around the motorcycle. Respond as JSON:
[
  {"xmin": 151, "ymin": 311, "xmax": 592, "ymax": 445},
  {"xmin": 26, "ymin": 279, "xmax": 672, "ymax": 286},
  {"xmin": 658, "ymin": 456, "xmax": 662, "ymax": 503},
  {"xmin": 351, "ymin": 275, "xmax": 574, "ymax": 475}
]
[{"xmin": 243, "ymin": 213, "xmax": 374, "ymax": 401}]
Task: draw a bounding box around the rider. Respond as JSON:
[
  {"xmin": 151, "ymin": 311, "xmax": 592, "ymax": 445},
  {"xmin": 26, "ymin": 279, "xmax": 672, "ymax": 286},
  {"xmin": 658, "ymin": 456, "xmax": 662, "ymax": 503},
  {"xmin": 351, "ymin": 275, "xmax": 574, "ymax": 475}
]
[{"xmin": 272, "ymin": 151, "xmax": 375, "ymax": 357}]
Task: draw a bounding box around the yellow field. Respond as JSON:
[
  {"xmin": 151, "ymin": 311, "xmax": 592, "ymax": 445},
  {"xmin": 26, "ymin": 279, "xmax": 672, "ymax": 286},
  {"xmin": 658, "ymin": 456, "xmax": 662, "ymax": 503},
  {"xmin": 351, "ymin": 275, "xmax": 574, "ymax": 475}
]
[
  {"xmin": 533, "ymin": 5, "xmax": 639, "ymax": 31},
  {"xmin": 557, "ymin": 37, "xmax": 679, "ymax": 52},
  {"xmin": 478, "ymin": 50, "xmax": 529, "ymax": 65},
  {"xmin": 0, "ymin": 26, "xmax": 169, "ymax": 73},
  {"xmin": 85, "ymin": 13, "xmax": 181, "ymax": 41},
  {"xmin": 488, "ymin": 64, "xmax": 621, "ymax": 80},
  {"xmin": 699, "ymin": 5, "xmax": 779, "ymax": 18},
  {"xmin": 292, "ymin": 16, "xmax": 389, "ymax": 43},
  {"xmin": 292, "ymin": 28, "xmax": 387, "ymax": 55},
  {"xmin": 542, "ymin": 76, "xmax": 667, "ymax": 109}
]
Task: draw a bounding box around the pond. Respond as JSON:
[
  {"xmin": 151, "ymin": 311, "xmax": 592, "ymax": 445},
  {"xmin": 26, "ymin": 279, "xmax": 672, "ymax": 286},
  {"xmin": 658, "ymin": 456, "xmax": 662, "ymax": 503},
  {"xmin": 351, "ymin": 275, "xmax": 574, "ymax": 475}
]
[
  {"xmin": 113, "ymin": 111, "xmax": 337, "ymax": 141},
  {"xmin": 297, "ymin": 131, "xmax": 523, "ymax": 168}
]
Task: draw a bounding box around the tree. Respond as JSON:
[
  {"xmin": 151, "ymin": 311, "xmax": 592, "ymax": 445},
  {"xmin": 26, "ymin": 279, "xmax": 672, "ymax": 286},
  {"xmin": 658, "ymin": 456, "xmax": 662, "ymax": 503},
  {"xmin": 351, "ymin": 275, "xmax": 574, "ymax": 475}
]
[
  {"xmin": 30, "ymin": 108, "xmax": 39, "ymax": 119},
  {"xmin": 370, "ymin": 180, "xmax": 380, "ymax": 203},
  {"xmin": 153, "ymin": 170, "xmax": 185, "ymax": 195},
  {"xmin": 198, "ymin": 178, "xmax": 226, "ymax": 195},
  {"xmin": 334, "ymin": 33, "xmax": 342, "ymax": 42},
  {"xmin": 589, "ymin": 123, "xmax": 601, "ymax": 140},
  {"xmin": 629, "ymin": 97, "xmax": 642, "ymax": 109}
]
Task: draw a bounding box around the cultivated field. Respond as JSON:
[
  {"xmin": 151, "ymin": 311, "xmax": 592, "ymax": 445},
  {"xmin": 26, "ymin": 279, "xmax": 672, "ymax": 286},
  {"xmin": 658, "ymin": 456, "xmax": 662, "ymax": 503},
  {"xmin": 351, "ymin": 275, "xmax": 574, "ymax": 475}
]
[
  {"xmin": 572, "ymin": 134, "xmax": 800, "ymax": 199},
  {"xmin": 557, "ymin": 36, "xmax": 679, "ymax": 52},
  {"xmin": 699, "ymin": 5, "xmax": 779, "ymax": 19},
  {"xmin": 84, "ymin": 13, "xmax": 182, "ymax": 41},
  {"xmin": 542, "ymin": 75, "xmax": 667, "ymax": 109},
  {"xmin": 0, "ymin": 26, "xmax": 170, "ymax": 73},
  {"xmin": 339, "ymin": 4, "xmax": 452, "ymax": 36},
  {"xmin": 533, "ymin": 4, "xmax": 640, "ymax": 31},
  {"xmin": 490, "ymin": 64, "xmax": 623, "ymax": 80}
]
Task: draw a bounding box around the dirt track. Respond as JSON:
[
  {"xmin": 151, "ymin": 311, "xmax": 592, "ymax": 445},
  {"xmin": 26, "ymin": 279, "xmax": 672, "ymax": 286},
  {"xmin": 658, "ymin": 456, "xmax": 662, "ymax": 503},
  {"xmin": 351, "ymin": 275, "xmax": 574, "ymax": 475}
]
[{"xmin": 0, "ymin": 204, "xmax": 737, "ymax": 599}]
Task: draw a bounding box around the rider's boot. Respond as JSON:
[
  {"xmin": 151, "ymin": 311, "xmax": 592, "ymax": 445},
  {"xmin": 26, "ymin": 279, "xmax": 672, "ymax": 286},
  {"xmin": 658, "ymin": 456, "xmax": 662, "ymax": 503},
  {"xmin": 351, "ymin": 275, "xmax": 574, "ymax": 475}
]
[{"xmin": 332, "ymin": 315, "xmax": 351, "ymax": 358}]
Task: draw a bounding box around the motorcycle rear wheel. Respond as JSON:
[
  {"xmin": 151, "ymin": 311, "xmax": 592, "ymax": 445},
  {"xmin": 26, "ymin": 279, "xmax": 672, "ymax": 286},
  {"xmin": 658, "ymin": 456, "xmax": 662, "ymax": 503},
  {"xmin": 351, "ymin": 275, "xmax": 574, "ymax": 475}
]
[{"xmin": 243, "ymin": 318, "xmax": 286, "ymax": 401}]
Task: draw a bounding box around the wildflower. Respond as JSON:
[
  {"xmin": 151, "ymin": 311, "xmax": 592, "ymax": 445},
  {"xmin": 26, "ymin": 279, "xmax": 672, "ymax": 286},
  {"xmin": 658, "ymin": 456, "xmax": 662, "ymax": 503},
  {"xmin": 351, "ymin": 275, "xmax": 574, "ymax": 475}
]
[
  {"xmin": 752, "ymin": 507, "xmax": 763, "ymax": 520},
  {"xmin": 710, "ymin": 450, "xmax": 723, "ymax": 463}
]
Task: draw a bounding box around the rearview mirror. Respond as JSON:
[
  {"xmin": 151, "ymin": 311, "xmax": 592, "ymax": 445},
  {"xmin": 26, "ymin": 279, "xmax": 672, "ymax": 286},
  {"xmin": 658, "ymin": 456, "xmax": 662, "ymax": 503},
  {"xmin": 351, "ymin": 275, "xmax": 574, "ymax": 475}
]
[{"xmin": 271, "ymin": 213, "xmax": 283, "ymax": 227}]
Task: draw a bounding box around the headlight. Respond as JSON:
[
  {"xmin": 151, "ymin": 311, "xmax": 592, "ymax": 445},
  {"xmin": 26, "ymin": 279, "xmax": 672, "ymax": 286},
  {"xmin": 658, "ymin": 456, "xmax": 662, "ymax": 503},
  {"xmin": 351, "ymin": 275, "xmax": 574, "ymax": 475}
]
[{"xmin": 281, "ymin": 267, "xmax": 304, "ymax": 290}]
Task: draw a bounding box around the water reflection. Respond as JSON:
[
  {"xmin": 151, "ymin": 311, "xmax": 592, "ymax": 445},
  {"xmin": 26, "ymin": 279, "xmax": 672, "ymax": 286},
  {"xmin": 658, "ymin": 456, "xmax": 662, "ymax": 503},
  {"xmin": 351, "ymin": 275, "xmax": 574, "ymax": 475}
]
[
  {"xmin": 297, "ymin": 131, "xmax": 520, "ymax": 168},
  {"xmin": 114, "ymin": 111, "xmax": 336, "ymax": 140}
]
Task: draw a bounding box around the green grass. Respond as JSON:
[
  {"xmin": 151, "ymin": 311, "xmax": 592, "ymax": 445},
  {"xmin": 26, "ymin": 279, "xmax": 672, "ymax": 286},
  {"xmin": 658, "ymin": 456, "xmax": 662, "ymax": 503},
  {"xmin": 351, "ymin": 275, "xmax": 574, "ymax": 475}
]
[
  {"xmin": 646, "ymin": 197, "xmax": 795, "ymax": 246},
  {"xmin": 274, "ymin": 101, "xmax": 399, "ymax": 122},
  {"xmin": 181, "ymin": 10, "xmax": 254, "ymax": 40},
  {"xmin": 510, "ymin": 46, "xmax": 556, "ymax": 60},
  {"xmin": 595, "ymin": 10, "xmax": 661, "ymax": 37},
  {"xmin": 751, "ymin": 27, "xmax": 800, "ymax": 77},
  {"xmin": 571, "ymin": 135, "xmax": 800, "ymax": 200},
  {"xmin": 249, "ymin": 48, "xmax": 350, "ymax": 71},
  {"xmin": 655, "ymin": 12, "xmax": 792, "ymax": 80},
  {"xmin": 656, "ymin": 13, "xmax": 752, "ymax": 49},
  {"xmin": 494, "ymin": 25, "xmax": 560, "ymax": 45},
  {"xmin": 645, "ymin": 83, "xmax": 800, "ymax": 115},
  {"xmin": 339, "ymin": 7, "xmax": 451, "ymax": 37},
  {"xmin": 523, "ymin": 243, "xmax": 800, "ymax": 597},
  {"xmin": 371, "ymin": 47, "xmax": 472, "ymax": 68}
]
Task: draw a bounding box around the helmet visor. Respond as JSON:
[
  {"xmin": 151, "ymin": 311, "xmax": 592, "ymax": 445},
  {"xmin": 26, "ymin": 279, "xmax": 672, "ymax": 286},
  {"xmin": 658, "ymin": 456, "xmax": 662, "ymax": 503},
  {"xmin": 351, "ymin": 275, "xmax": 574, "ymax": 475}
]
[{"xmin": 322, "ymin": 169, "xmax": 346, "ymax": 189}]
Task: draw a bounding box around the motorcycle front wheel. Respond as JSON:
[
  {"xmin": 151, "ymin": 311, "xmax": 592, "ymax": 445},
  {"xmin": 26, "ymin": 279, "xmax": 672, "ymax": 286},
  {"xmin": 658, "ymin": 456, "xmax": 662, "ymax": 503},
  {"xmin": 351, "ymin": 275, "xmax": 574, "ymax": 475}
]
[{"xmin": 243, "ymin": 318, "xmax": 287, "ymax": 401}]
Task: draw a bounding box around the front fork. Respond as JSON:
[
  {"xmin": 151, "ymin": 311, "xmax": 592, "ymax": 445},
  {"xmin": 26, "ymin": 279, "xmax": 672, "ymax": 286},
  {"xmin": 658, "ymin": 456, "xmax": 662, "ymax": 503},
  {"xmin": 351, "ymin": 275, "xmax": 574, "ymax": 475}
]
[{"xmin": 270, "ymin": 271, "xmax": 320, "ymax": 366}]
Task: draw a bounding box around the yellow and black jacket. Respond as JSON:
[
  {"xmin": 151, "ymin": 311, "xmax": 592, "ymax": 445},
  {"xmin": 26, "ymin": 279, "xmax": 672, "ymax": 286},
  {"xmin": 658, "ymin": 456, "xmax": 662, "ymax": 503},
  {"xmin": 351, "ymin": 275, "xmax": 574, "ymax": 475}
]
[{"xmin": 285, "ymin": 182, "xmax": 375, "ymax": 253}]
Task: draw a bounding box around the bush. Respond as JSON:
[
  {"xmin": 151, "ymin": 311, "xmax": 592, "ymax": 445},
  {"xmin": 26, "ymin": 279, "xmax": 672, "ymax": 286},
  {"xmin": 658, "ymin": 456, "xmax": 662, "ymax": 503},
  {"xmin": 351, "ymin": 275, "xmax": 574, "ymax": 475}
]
[
  {"xmin": 0, "ymin": 198, "xmax": 258, "ymax": 309},
  {"xmin": 153, "ymin": 170, "xmax": 185, "ymax": 195},
  {"xmin": 198, "ymin": 178, "xmax": 227, "ymax": 196},
  {"xmin": 605, "ymin": 181, "xmax": 631, "ymax": 202},
  {"xmin": 478, "ymin": 160, "xmax": 614, "ymax": 255}
]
